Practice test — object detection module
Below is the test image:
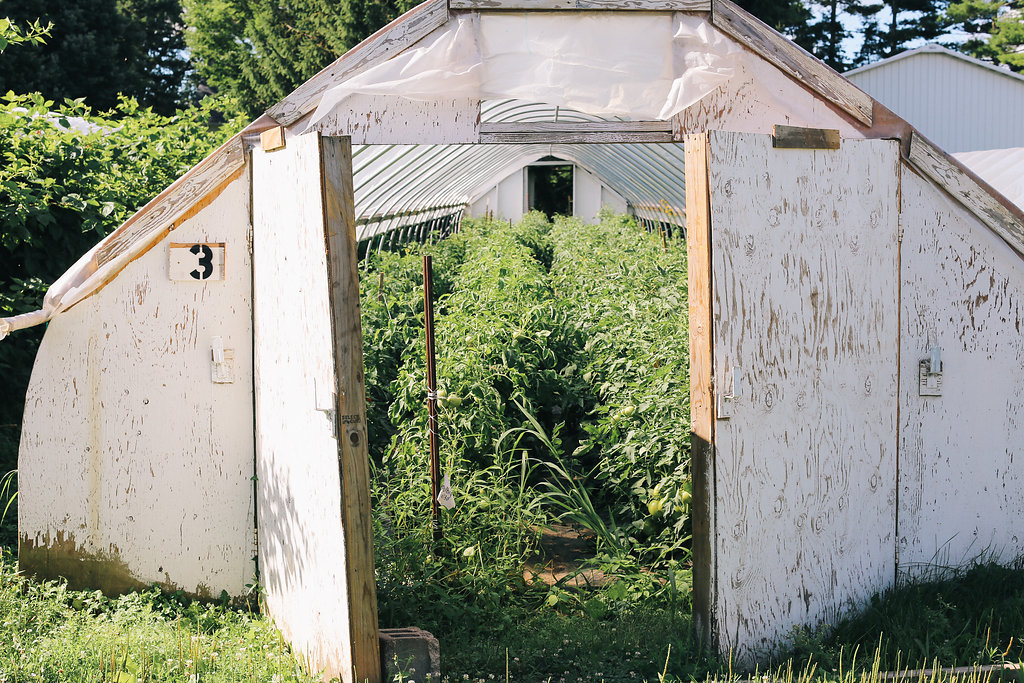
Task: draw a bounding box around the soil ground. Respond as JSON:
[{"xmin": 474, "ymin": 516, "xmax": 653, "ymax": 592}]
[{"xmin": 523, "ymin": 523, "xmax": 607, "ymax": 587}]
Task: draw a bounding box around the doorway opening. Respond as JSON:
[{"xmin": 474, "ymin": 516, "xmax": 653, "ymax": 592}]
[{"xmin": 527, "ymin": 158, "xmax": 574, "ymax": 217}]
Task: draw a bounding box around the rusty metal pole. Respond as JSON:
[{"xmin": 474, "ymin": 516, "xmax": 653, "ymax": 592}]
[{"xmin": 423, "ymin": 254, "xmax": 442, "ymax": 543}]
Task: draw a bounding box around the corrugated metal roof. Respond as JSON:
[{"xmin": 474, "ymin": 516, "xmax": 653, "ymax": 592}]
[
  {"xmin": 352, "ymin": 99, "xmax": 686, "ymax": 240},
  {"xmin": 954, "ymin": 147, "xmax": 1024, "ymax": 209}
]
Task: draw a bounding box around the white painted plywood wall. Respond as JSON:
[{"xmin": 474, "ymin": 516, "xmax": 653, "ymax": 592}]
[
  {"xmin": 469, "ymin": 169, "xmax": 525, "ymax": 221},
  {"xmin": 707, "ymin": 132, "xmax": 900, "ymax": 659},
  {"xmin": 251, "ymin": 134, "xmax": 358, "ymax": 682},
  {"xmin": 601, "ymin": 185, "xmax": 628, "ymax": 215},
  {"xmin": 19, "ymin": 169, "xmax": 255, "ymax": 598},
  {"xmin": 897, "ymin": 165, "xmax": 1024, "ymax": 573},
  {"xmin": 574, "ymin": 166, "xmax": 603, "ymax": 223},
  {"xmin": 498, "ymin": 169, "xmax": 526, "ymax": 222}
]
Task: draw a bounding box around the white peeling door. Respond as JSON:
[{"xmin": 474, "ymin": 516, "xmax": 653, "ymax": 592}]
[
  {"xmin": 251, "ymin": 133, "xmax": 379, "ymax": 683},
  {"xmin": 687, "ymin": 130, "xmax": 900, "ymax": 661}
]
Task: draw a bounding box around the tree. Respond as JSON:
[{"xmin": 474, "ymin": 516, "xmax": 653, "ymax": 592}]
[
  {"xmin": 950, "ymin": 0, "xmax": 1024, "ymax": 69},
  {"xmin": 120, "ymin": 0, "xmax": 194, "ymax": 111},
  {"xmin": 736, "ymin": 0, "xmax": 815, "ymax": 38},
  {"xmin": 795, "ymin": 0, "xmax": 863, "ymax": 70},
  {"xmin": 853, "ymin": 0, "xmax": 953, "ymax": 64},
  {"xmin": 990, "ymin": 2, "xmax": 1024, "ymax": 68},
  {"xmin": 0, "ymin": 92, "xmax": 245, "ymax": 472},
  {"xmin": 0, "ymin": 0, "xmax": 191, "ymax": 113},
  {"xmin": 181, "ymin": 0, "xmax": 418, "ymax": 117}
]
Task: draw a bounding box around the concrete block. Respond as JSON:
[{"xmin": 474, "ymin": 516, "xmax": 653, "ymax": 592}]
[{"xmin": 379, "ymin": 627, "xmax": 440, "ymax": 682}]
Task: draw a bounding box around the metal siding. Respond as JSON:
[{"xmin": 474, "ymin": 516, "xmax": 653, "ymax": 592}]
[{"xmin": 848, "ymin": 52, "xmax": 1024, "ymax": 152}]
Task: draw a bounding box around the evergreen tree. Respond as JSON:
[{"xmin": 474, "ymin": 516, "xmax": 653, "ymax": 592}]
[
  {"xmin": 990, "ymin": 2, "xmax": 1024, "ymax": 69},
  {"xmin": 797, "ymin": 0, "xmax": 862, "ymax": 70},
  {"xmin": 0, "ymin": 0, "xmax": 190, "ymax": 113},
  {"xmin": 120, "ymin": 0, "xmax": 193, "ymax": 112},
  {"xmin": 182, "ymin": 0, "xmax": 417, "ymax": 118},
  {"xmin": 736, "ymin": 0, "xmax": 814, "ymax": 38},
  {"xmin": 853, "ymin": 0, "xmax": 952, "ymax": 64},
  {"xmin": 949, "ymin": 0, "xmax": 1024, "ymax": 69}
]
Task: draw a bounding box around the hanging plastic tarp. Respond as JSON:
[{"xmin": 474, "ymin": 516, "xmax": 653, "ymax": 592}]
[{"xmin": 309, "ymin": 12, "xmax": 744, "ymax": 126}]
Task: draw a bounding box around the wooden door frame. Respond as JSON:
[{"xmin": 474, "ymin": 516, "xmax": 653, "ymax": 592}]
[{"xmin": 684, "ymin": 132, "xmax": 716, "ymax": 647}]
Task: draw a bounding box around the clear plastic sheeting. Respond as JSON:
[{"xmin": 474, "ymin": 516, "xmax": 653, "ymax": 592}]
[
  {"xmin": 351, "ymin": 100, "xmax": 688, "ymax": 242},
  {"xmin": 310, "ymin": 12, "xmax": 743, "ymax": 126}
]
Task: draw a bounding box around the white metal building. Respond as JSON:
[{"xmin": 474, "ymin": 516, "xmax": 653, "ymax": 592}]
[{"xmin": 845, "ymin": 44, "xmax": 1024, "ymax": 153}]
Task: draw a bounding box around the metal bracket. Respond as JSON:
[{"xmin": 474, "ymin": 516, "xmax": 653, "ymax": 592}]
[
  {"xmin": 211, "ymin": 336, "xmax": 235, "ymax": 384},
  {"xmin": 919, "ymin": 346, "xmax": 942, "ymax": 397},
  {"xmin": 314, "ymin": 379, "xmax": 338, "ymax": 437},
  {"xmin": 716, "ymin": 367, "xmax": 742, "ymax": 420}
]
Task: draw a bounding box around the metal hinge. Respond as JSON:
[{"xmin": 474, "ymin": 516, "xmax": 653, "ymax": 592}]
[
  {"xmin": 246, "ymin": 224, "xmax": 254, "ymax": 256},
  {"xmin": 715, "ymin": 367, "xmax": 742, "ymax": 420}
]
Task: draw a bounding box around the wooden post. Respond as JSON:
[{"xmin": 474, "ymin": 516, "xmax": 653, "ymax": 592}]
[
  {"xmin": 321, "ymin": 135, "xmax": 381, "ymax": 683},
  {"xmin": 685, "ymin": 132, "xmax": 716, "ymax": 650},
  {"xmin": 423, "ymin": 254, "xmax": 443, "ymax": 543}
]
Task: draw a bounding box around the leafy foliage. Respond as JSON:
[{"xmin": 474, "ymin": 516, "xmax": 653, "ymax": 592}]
[
  {"xmin": 0, "ymin": 548, "xmax": 317, "ymax": 682},
  {"xmin": 0, "ymin": 16, "xmax": 51, "ymax": 54},
  {"xmin": 549, "ymin": 213, "xmax": 691, "ymax": 562},
  {"xmin": 361, "ymin": 213, "xmax": 692, "ymax": 644},
  {"xmin": 950, "ymin": 0, "xmax": 1024, "ymax": 70},
  {"xmin": 181, "ymin": 0, "xmax": 419, "ymax": 117},
  {"xmin": 852, "ymin": 0, "xmax": 953, "ymax": 64},
  {"xmin": 0, "ymin": 0, "xmax": 192, "ymax": 113}
]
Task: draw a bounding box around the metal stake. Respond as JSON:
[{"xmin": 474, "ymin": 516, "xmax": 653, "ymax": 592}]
[{"xmin": 423, "ymin": 254, "xmax": 442, "ymax": 543}]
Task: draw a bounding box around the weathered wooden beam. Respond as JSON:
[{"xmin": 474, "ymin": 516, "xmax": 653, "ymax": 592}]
[
  {"xmin": 451, "ymin": 0, "xmax": 710, "ymax": 9},
  {"xmin": 320, "ymin": 135, "xmax": 381, "ymax": 683},
  {"xmin": 479, "ymin": 120, "xmax": 673, "ymax": 144},
  {"xmin": 907, "ymin": 132, "xmax": 1024, "ymax": 258},
  {"xmin": 95, "ymin": 135, "xmax": 246, "ymax": 267},
  {"xmin": 684, "ymin": 131, "xmax": 716, "ymax": 649},
  {"xmin": 482, "ymin": 120, "xmax": 671, "ymax": 133},
  {"xmin": 267, "ymin": 0, "xmax": 449, "ymax": 127},
  {"xmin": 772, "ymin": 124, "xmax": 840, "ymax": 150},
  {"xmin": 711, "ymin": 0, "xmax": 873, "ymax": 126}
]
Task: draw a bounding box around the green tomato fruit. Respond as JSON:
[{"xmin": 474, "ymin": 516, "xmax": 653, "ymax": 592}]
[{"xmin": 647, "ymin": 498, "xmax": 665, "ymax": 516}]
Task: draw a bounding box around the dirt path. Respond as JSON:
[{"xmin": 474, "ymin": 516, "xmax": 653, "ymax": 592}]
[{"xmin": 523, "ymin": 523, "xmax": 608, "ymax": 587}]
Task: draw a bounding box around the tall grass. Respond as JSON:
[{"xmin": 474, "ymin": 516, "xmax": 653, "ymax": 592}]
[{"xmin": 0, "ymin": 549, "xmax": 318, "ymax": 682}]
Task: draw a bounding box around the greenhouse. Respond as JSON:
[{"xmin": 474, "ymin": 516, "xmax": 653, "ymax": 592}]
[{"xmin": 4, "ymin": 0, "xmax": 1024, "ymax": 681}]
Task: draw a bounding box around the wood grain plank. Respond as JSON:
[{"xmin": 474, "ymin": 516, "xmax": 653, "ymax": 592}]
[
  {"xmin": 311, "ymin": 95, "xmax": 479, "ymax": 144},
  {"xmin": 481, "ymin": 121, "xmax": 672, "ymax": 133},
  {"xmin": 267, "ymin": 0, "xmax": 448, "ymax": 127},
  {"xmin": 711, "ymin": 0, "xmax": 873, "ymax": 126},
  {"xmin": 96, "ymin": 136, "xmax": 246, "ymax": 267},
  {"xmin": 772, "ymin": 124, "xmax": 840, "ymax": 150},
  {"xmin": 707, "ymin": 131, "xmax": 899, "ymax": 662},
  {"xmin": 907, "ymin": 132, "xmax": 1024, "ymax": 258},
  {"xmin": 253, "ymin": 133, "xmax": 357, "ymax": 683},
  {"xmin": 479, "ymin": 130, "xmax": 674, "ymax": 144},
  {"xmin": 451, "ymin": 0, "xmax": 710, "ymax": 9},
  {"xmin": 320, "ymin": 135, "xmax": 380, "ymax": 683},
  {"xmin": 684, "ymin": 132, "xmax": 716, "ymax": 648}
]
